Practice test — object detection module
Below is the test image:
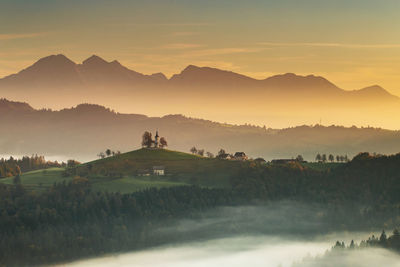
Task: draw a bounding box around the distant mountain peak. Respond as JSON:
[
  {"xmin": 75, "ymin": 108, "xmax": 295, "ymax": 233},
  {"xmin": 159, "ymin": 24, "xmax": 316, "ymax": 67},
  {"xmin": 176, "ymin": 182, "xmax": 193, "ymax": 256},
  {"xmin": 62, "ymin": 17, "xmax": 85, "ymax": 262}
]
[
  {"xmin": 82, "ymin": 55, "xmax": 109, "ymax": 65},
  {"xmin": 150, "ymin": 72, "xmax": 168, "ymax": 81},
  {"xmin": 353, "ymin": 85, "xmax": 397, "ymax": 99},
  {"xmin": 264, "ymin": 72, "xmax": 339, "ymax": 91},
  {"xmin": 34, "ymin": 54, "xmax": 76, "ymax": 67}
]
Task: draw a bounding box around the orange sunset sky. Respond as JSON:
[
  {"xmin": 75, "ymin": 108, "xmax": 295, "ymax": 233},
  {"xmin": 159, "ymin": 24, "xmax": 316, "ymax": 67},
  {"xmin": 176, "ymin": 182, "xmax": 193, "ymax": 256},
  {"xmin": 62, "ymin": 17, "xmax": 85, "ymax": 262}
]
[{"xmin": 1, "ymin": 0, "xmax": 400, "ymax": 95}]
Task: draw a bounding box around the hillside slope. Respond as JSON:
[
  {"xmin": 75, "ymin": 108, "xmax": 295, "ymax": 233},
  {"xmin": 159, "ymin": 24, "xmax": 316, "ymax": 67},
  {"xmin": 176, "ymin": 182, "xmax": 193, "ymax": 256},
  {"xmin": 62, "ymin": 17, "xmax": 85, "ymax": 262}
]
[{"xmin": 1, "ymin": 99, "xmax": 400, "ymax": 162}]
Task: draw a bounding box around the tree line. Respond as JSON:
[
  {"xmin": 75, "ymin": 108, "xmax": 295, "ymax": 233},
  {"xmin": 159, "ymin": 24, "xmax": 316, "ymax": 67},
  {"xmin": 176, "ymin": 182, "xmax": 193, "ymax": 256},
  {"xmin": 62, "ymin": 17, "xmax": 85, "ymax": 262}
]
[
  {"xmin": 315, "ymin": 153, "xmax": 349, "ymax": 163},
  {"xmin": 0, "ymin": 155, "xmax": 66, "ymax": 178}
]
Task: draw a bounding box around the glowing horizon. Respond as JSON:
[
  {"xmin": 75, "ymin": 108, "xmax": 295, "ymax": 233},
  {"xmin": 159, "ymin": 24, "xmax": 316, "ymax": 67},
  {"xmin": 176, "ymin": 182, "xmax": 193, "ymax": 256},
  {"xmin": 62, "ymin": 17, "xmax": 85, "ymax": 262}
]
[{"xmin": 1, "ymin": 0, "xmax": 400, "ymax": 94}]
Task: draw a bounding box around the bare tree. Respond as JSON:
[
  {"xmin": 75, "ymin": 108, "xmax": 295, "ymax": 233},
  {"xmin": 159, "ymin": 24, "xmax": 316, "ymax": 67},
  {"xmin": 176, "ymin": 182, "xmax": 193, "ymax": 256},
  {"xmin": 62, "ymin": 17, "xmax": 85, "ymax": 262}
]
[{"xmin": 97, "ymin": 152, "xmax": 106, "ymax": 159}]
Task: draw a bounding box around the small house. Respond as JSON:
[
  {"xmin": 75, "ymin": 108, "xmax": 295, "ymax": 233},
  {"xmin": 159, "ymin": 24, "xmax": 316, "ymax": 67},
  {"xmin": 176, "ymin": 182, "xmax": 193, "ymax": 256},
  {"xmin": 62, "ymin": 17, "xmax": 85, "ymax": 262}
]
[
  {"xmin": 153, "ymin": 166, "xmax": 165, "ymax": 176},
  {"xmin": 234, "ymin": 152, "xmax": 248, "ymax": 161}
]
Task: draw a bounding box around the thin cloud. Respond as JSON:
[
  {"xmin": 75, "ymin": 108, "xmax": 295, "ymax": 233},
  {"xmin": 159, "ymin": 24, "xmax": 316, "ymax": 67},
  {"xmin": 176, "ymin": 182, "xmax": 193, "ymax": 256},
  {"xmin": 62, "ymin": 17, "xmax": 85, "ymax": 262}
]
[
  {"xmin": 171, "ymin": 32, "xmax": 199, "ymax": 37},
  {"xmin": 258, "ymin": 42, "xmax": 400, "ymax": 49},
  {"xmin": 178, "ymin": 47, "xmax": 266, "ymax": 57},
  {"xmin": 0, "ymin": 32, "xmax": 47, "ymax": 41},
  {"xmin": 161, "ymin": 43, "xmax": 205, "ymax": 50}
]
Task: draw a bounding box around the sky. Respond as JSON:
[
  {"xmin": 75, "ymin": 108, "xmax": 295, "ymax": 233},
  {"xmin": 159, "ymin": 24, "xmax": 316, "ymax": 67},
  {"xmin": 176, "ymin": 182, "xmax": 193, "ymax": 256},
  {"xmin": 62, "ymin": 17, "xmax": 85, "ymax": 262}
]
[{"xmin": 1, "ymin": 0, "xmax": 400, "ymax": 93}]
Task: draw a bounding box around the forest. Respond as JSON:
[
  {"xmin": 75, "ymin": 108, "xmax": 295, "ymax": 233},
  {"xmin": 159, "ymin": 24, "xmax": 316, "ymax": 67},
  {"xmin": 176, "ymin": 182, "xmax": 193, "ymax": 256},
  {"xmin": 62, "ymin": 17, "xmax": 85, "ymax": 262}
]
[
  {"xmin": 1, "ymin": 152, "xmax": 400, "ymax": 266},
  {"xmin": 0, "ymin": 155, "xmax": 66, "ymax": 178}
]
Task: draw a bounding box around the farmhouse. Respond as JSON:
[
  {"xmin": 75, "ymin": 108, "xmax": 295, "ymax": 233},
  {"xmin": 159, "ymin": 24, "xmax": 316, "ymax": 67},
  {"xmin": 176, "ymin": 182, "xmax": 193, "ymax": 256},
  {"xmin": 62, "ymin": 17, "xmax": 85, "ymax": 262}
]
[
  {"xmin": 153, "ymin": 166, "xmax": 165, "ymax": 176},
  {"xmin": 234, "ymin": 152, "xmax": 248, "ymax": 161}
]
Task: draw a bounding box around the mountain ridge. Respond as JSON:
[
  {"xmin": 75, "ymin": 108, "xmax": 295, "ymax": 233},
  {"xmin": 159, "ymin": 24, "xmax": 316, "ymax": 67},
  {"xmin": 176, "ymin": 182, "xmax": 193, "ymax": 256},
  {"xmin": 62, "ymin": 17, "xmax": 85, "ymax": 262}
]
[{"xmin": 0, "ymin": 54, "xmax": 397, "ymax": 99}]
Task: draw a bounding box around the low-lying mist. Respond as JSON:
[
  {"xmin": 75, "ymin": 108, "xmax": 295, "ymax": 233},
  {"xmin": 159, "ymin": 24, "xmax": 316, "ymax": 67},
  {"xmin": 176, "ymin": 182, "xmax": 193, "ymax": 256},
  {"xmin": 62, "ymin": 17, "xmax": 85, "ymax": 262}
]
[{"xmin": 64, "ymin": 202, "xmax": 397, "ymax": 267}]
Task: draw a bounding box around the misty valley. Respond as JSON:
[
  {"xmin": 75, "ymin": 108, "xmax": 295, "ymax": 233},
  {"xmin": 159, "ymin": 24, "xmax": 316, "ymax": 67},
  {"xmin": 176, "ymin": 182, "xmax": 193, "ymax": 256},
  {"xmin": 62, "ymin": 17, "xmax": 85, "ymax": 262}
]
[
  {"xmin": 3, "ymin": 1, "xmax": 400, "ymax": 265},
  {"xmin": 1, "ymin": 148, "xmax": 400, "ymax": 266}
]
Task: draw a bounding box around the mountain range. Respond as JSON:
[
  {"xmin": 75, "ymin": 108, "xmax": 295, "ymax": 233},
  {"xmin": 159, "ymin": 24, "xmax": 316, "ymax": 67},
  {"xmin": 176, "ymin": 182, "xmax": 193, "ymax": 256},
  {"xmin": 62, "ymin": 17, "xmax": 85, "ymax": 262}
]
[
  {"xmin": 1, "ymin": 98, "xmax": 400, "ymax": 162},
  {"xmin": 0, "ymin": 54, "xmax": 399, "ymax": 129}
]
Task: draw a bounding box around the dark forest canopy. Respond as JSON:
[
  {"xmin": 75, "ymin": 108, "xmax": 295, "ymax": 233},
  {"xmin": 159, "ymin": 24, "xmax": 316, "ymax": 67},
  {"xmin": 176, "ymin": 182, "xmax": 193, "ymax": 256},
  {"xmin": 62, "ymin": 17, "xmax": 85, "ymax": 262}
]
[{"xmin": 1, "ymin": 152, "xmax": 400, "ymax": 265}]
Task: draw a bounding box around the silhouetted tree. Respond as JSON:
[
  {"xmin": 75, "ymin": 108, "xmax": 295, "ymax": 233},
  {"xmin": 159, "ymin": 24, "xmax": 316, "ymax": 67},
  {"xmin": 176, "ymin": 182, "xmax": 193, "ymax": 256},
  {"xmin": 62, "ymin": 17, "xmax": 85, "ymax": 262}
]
[
  {"xmin": 218, "ymin": 149, "xmax": 226, "ymax": 156},
  {"xmin": 329, "ymin": 154, "xmax": 334, "ymax": 162},
  {"xmin": 322, "ymin": 154, "xmax": 327, "ymax": 163},
  {"xmin": 160, "ymin": 137, "xmax": 168, "ymax": 148},
  {"xmin": 316, "ymin": 153, "xmax": 322, "ymax": 162},
  {"xmin": 98, "ymin": 152, "xmax": 106, "ymax": 159},
  {"xmin": 336, "ymin": 155, "xmax": 340, "ymax": 162},
  {"xmin": 105, "ymin": 149, "xmax": 112, "ymax": 157},
  {"xmin": 142, "ymin": 131, "xmax": 153, "ymax": 148},
  {"xmin": 380, "ymin": 230, "xmax": 387, "ymax": 244},
  {"xmin": 190, "ymin": 146, "xmax": 197, "ymax": 154},
  {"xmin": 197, "ymin": 149, "xmax": 205, "ymax": 156},
  {"xmin": 296, "ymin": 155, "xmax": 304, "ymax": 162}
]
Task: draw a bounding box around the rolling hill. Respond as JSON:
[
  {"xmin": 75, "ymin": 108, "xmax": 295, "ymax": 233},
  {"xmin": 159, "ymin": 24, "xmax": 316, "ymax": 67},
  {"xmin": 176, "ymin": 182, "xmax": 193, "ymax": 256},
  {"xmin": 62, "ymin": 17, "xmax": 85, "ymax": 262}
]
[
  {"xmin": 1, "ymin": 98, "xmax": 400, "ymax": 162},
  {"xmin": 1, "ymin": 148, "xmax": 251, "ymax": 193}
]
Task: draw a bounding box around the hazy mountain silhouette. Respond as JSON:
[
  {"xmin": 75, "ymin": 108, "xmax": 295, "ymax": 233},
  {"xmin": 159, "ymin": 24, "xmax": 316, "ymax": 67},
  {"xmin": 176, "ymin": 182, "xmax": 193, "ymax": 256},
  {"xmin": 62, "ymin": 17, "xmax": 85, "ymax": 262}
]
[
  {"xmin": 0, "ymin": 54, "xmax": 399, "ymax": 129},
  {"xmin": 1, "ymin": 99, "xmax": 400, "ymax": 162},
  {"xmin": 0, "ymin": 54, "xmax": 397, "ymax": 100}
]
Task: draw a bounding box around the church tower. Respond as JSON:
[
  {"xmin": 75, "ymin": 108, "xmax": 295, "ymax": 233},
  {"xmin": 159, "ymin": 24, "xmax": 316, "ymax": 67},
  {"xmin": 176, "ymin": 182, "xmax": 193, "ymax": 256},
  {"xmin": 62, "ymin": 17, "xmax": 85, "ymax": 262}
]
[{"xmin": 154, "ymin": 130, "xmax": 159, "ymax": 148}]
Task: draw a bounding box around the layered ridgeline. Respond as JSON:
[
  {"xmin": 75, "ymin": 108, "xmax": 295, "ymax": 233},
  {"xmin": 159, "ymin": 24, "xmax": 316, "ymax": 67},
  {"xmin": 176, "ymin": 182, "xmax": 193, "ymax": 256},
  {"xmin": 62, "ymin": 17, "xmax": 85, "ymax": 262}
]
[
  {"xmin": 0, "ymin": 54, "xmax": 399, "ymax": 128},
  {"xmin": 1, "ymin": 98, "xmax": 400, "ymax": 161}
]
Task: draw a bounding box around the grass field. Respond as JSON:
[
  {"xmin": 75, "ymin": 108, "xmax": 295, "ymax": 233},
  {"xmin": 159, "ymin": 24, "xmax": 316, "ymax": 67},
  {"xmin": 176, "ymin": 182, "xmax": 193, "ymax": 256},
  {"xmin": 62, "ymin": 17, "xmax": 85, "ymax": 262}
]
[
  {"xmin": 0, "ymin": 149, "xmax": 345, "ymax": 194},
  {"xmin": 77, "ymin": 148, "xmax": 247, "ymax": 189},
  {"xmin": 0, "ymin": 149, "xmax": 247, "ymax": 193},
  {"xmin": 0, "ymin": 168, "xmax": 72, "ymax": 191}
]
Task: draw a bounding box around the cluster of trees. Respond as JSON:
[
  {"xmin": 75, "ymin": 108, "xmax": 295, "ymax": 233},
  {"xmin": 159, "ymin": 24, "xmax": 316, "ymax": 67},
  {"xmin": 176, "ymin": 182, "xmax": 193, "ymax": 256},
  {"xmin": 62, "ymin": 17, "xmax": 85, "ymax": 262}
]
[
  {"xmin": 0, "ymin": 181, "xmax": 233, "ymax": 266},
  {"xmin": 97, "ymin": 149, "xmax": 121, "ymax": 159},
  {"xmin": 0, "ymin": 155, "xmax": 66, "ymax": 178},
  {"xmin": 315, "ymin": 153, "xmax": 349, "ymax": 163},
  {"xmin": 189, "ymin": 146, "xmax": 214, "ymax": 157},
  {"xmin": 189, "ymin": 147, "xmax": 236, "ymax": 159},
  {"xmin": 333, "ymin": 230, "xmax": 400, "ymax": 252},
  {"xmin": 142, "ymin": 131, "xmax": 168, "ymax": 148}
]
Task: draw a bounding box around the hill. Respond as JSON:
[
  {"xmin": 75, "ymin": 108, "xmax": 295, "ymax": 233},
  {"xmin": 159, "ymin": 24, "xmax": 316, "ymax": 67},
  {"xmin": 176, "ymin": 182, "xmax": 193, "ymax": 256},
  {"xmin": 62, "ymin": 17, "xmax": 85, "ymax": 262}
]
[
  {"xmin": 1, "ymin": 99, "xmax": 400, "ymax": 162},
  {"xmin": 0, "ymin": 54, "xmax": 399, "ymax": 129},
  {"xmin": 1, "ymin": 149, "xmax": 250, "ymax": 193},
  {"xmin": 74, "ymin": 148, "xmax": 248, "ymax": 189}
]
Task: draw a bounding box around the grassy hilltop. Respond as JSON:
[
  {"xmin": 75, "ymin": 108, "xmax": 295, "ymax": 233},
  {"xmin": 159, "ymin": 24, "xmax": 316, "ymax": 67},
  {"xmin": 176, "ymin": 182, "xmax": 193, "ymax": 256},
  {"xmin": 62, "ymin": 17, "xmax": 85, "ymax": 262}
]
[
  {"xmin": 1, "ymin": 148, "xmax": 250, "ymax": 193},
  {"xmin": 75, "ymin": 148, "xmax": 248, "ymax": 191}
]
